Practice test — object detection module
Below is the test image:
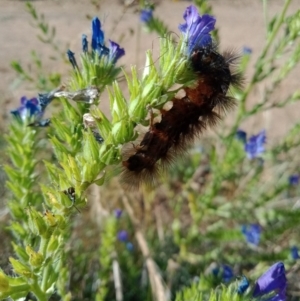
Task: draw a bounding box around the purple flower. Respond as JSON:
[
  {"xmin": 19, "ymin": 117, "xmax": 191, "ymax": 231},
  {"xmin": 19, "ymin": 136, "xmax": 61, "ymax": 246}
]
[
  {"xmin": 11, "ymin": 96, "xmax": 42, "ymax": 122},
  {"xmin": 114, "ymin": 208, "xmax": 122, "ymax": 219},
  {"xmin": 253, "ymin": 262, "xmax": 286, "ymax": 301},
  {"xmin": 179, "ymin": 5, "xmax": 216, "ymax": 55},
  {"xmin": 236, "ymin": 129, "xmax": 247, "ymax": 144},
  {"xmin": 82, "ymin": 34, "xmax": 88, "ymax": 53},
  {"xmin": 289, "ymin": 174, "xmax": 299, "ymax": 186},
  {"xmin": 291, "ymin": 246, "xmax": 300, "ymax": 260},
  {"xmin": 108, "ymin": 40, "xmax": 125, "ymax": 64},
  {"xmin": 212, "ymin": 264, "xmax": 234, "ymax": 283},
  {"xmin": 241, "ymin": 224, "xmax": 261, "ymax": 246},
  {"xmin": 67, "ymin": 49, "xmax": 79, "ymax": 70},
  {"xmin": 244, "ymin": 130, "xmax": 266, "ymax": 159},
  {"xmin": 140, "ymin": 9, "xmax": 153, "ymax": 23},
  {"xmin": 117, "ymin": 230, "xmax": 128, "ymax": 242},
  {"xmin": 91, "ymin": 17, "xmax": 109, "ymax": 56}
]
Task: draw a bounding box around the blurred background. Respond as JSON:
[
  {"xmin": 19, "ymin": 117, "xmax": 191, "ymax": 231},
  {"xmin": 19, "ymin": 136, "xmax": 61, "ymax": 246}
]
[{"xmin": 1, "ymin": 0, "xmax": 299, "ymax": 137}]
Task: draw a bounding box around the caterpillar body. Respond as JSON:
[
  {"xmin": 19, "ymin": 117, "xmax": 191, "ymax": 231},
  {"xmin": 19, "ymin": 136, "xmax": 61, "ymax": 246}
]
[{"xmin": 121, "ymin": 44, "xmax": 243, "ymax": 189}]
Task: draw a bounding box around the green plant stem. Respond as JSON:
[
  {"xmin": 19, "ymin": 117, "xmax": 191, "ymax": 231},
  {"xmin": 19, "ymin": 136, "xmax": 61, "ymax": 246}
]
[
  {"xmin": 32, "ymin": 278, "xmax": 47, "ymax": 301},
  {"xmin": 39, "ymin": 237, "xmax": 48, "ymax": 255}
]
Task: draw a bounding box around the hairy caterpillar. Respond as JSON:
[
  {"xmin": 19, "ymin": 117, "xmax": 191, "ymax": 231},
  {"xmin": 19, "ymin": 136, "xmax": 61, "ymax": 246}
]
[{"xmin": 121, "ymin": 44, "xmax": 243, "ymax": 189}]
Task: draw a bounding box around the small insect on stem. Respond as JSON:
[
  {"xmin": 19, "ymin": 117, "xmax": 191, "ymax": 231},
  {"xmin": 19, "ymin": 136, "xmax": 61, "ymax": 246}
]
[{"xmin": 63, "ymin": 187, "xmax": 81, "ymax": 213}]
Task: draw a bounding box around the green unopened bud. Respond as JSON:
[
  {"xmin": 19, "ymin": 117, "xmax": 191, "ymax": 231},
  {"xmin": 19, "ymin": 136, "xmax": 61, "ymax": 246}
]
[
  {"xmin": 9, "ymin": 257, "xmax": 32, "ymax": 278},
  {"xmin": 44, "ymin": 210, "xmax": 57, "ymax": 227},
  {"xmin": 27, "ymin": 207, "xmax": 47, "ymax": 236},
  {"xmin": 81, "ymin": 162, "xmax": 95, "ymax": 184},
  {"xmin": 55, "ymin": 214, "xmax": 67, "ymax": 230},
  {"xmin": 66, "ymin": 156, "xmax": 81, "ymax": 182},
  {"xmin": 12, "ymin": 243, "xmax": 29, "ymax": 262},
  {"xmin": 99, "ymin": 144, "xmax": 120, "ymax": 165},
  {"xmin": 46, "ymin": 191, "xmax": 63, "ymax": 211},
  {"xmin": 90, "ymin": 106, "xmax": 112, "ymax": 139},
  {"xmin": 0, "ymin": 270, "xmax": 10, "ymax": 292},
  {"xmin": 26, "ymin": 246, "xmax": 44, "ymax": 267},
  {"xmin": 111, "ymin": 120, "xmax": 134, "ymax": 144},
  {"xmin": 128, "ymin": 96, "xmax": 145, "ymax": 122},
  {"xmin": 82, "ymin": 131, "xmax": 100, "ymax": 163},
  {"xmin": 109, "ymin": 82, "xmax": 128, "ymax": 123},
  {"xmin": 174, "ymin": 58, "xmax": 191, "ymax": 83},
  {"xmin": 9, "ymin": 222, "xmax": 26, "ymax": 239},
  {"xmin": 47, "ymin": 234, "xmax": 59, "ymax": 255}
]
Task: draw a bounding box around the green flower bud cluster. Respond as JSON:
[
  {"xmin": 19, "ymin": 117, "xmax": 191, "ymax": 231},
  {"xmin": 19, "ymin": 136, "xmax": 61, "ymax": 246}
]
[
  {"xmin": 1, "ymin": 203, "xmax": 68, "ymax": 300},
  {"xmin": 48, "ymin": 34, "xmax": 195, "ymax": 195},
  {"xmin": 69, "ymin": 50, "xmax": 123, "ymax": 95}
]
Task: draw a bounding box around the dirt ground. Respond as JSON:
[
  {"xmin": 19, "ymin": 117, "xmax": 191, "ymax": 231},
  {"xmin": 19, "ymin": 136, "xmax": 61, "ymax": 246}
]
[{"xmin": 0, "ymin": 0, "xmax": 299, "ymax": 139}]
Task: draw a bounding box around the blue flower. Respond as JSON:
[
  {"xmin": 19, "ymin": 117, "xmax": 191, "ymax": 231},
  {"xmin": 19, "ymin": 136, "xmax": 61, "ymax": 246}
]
[
  {"xmin": 85, "ymin": 17, "xmax": 124, "ymax": 64},
  {"xmin": 114, "ymin": 208, "xmax": 122, "ymax": 219},
  {"xmin": 237, "ymin": 276, "xmax": 250, "ymax": 294},
  {"xmin": 178, "ymin": 5, "xmax": 216, "ymax": 55},
  {"xmin": 253, "ymin": 262, "xmax": 286, "ymax": 301},
  {"xmin": 126, "ymin": 242, "xmax": 134, "ymax": 251},
  {"xmin": 244, "ymin": 130, "xmax": 266, "ymax": 159},
  {"xmin": 291, "ymin": 246, "xmax": 300, "ymax": 260},
  {"xmin": 82, "ymin": 34, "xmax": 88, "ymax": 53},
  {"xmin": 243, "ymin": 46, "xmax": 252, "ymax": 55},
  {"xmin": 67, "ymin": 49, "xmax": 79, "ymax": 70},
  {"xmin": 91, "ymin": 17, "xmax": 109, "ymax": 56},
  {"xmin": 289, "ymin": 174, "xmax": 299, "ymax": 186},
  {"xmin": 108, "ymin": 40, "xmax": 125, "ymax": 64},
  {"xmin": 212, "ymin": 264, "xmax": 234, "ymax": 283},
  {"xmin": 117, "ymin": 230, "xmax": 128, "ymax": 242},
  {"xmin": 236, "ymin": 129, "xmax": 247, "ymax": 144},
  {"xmin": 241, "ymin": 224, "xmax": 261, "ymax": 246},
  {"xmin": 11, "ymin": 96, "xmax": 42, "ymax": 122},
  {"xmin": 140, "ymin": 9, "xmax": 153, "ymax": 23}
]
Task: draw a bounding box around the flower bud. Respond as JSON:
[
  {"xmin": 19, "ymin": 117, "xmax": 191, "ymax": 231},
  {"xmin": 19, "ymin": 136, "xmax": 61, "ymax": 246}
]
[
  {"xmin": 26, "ymin": 246, "xmax": 44, "ymax": 267},
  {"xmin": 9, "ymin": 257, "xmax": 33, "ymax": 278},
  {"xmin": 44, "ymin": 210, "xmax": 57, "ymax": 227},
  {"xmin": 27, "ymin": 207, "xmax": 47, "ymax": 236},
  {"xmin": 110, "ymin": 82, "xmax": 128, "ymax": 123},
  {"xmin": 99, "ymin": 144, "xmax": 120, "ymax": 165},
  {"xmin": 11, "ymin": 242, "xmax": 29, "ymax": 262},
  {"xmin": 47, "ymin": 234, "xmax": 59, "ymax": 255},
  {"xmin": 0, "ymin": 270, "xmax": 10, "ymax": 292},
  {"xmin": 111, "ymin": 120, "xmax": 134, "ymax": 144}
]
